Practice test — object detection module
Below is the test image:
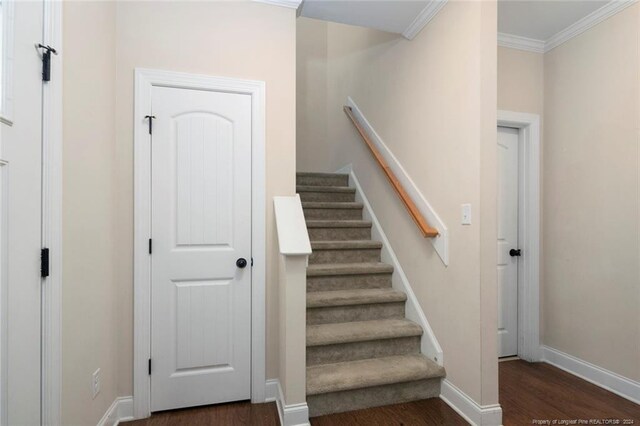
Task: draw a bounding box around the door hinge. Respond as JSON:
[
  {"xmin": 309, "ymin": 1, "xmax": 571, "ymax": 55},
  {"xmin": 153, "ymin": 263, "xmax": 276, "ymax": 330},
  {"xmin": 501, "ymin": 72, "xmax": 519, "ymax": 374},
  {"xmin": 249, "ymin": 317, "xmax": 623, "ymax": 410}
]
[
  {"xmin": 148, "ymin": 359, "xmax": 152, "ymax": 375},
  {"xmin": 148, "ymin": 238, "xmax": 152, "ymax": 254},
  {"xmin": 36, "ymin": 44, "xmax": 57, "ymax": 82},
  {"xmin": 41, "ymin": 248, "xmax": 50, "ymax": 278},
  {"xmin": 144, "ymin": 115, "xmax": 156, "ymax": 135}
]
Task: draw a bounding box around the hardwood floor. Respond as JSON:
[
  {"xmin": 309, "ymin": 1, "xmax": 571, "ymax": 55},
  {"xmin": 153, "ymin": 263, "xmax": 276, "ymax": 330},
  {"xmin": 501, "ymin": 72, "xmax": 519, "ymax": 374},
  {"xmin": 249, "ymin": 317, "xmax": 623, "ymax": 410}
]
[
  {"xmin": 123, "ymin": 360, "xmax": 640, "ymax": 425},
  {"xmin": 500, "ymin": 360, "xmax": 640, "ymax": 425},
  {"xmin": 122, "ymin": 398, "xmax": 465, "ymax": 425}
]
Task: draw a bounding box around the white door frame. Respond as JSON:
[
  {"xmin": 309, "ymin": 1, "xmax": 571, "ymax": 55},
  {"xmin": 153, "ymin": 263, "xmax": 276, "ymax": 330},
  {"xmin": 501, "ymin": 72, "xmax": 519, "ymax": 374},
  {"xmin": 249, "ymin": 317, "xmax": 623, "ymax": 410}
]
[
  {"xmin": 497, "ymin": 110, "xmax": 541, "ymax": 362},
  {"xmin": 42, "ymin": 1, "xmax": 63, "ymax": 424},
  {"xmin": 133, "ymin": 69, "xmax": 266, "ymax": 419}
]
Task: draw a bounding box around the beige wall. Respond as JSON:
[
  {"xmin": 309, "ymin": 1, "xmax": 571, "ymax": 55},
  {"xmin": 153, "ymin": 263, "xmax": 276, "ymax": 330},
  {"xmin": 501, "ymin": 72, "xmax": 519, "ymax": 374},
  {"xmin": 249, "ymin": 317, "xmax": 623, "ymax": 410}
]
[
  {"xmin": 63, "ymin": 2, "xmax": 119, "ymax": 424},
  {"xmin": 498, "ymin": 47, "xmax": 544, "ymax": 115},
  {"xmin": 63, "ymin": 2, "xmax": 296, "ymax": 424},
  {"xmin": 297, "ymin": 0, "xmax": 498, "ymax": 405},
  {"xmin": 542, "ymin": 4, "xmax": 640, "ymax": 381}
]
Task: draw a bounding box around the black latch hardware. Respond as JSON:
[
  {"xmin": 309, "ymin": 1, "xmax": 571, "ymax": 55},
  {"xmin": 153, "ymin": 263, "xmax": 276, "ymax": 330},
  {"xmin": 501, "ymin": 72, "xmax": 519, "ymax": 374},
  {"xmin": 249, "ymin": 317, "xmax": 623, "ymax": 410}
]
[
  {"xmin": 41, "ymin": 248, "xmax": 50, "ymax": 278},
  {"xmin": 509, "ymin": 249, "xmax": 522, "ymax": 257},
  {"xmin": 148, "ymin": 238, "xmax": 152, "ymax": 255},
  {"xmin": 36, "ymin": 44, "xmax": 57, "ymax": 82},
  {"xmin": 144, "ymin": 115, "xmax": 156, "ymax": 135},
  {"xmin": 148, "ymin": 359, "xmax": 152, "ymax": 375}
]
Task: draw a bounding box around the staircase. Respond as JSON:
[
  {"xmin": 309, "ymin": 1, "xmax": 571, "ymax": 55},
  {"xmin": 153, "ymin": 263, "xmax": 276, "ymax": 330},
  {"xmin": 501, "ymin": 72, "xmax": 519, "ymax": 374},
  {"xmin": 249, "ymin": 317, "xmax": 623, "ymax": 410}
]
[{"xmin": 297, "ymin": 172, "xmax": 445, "ymax": 417}]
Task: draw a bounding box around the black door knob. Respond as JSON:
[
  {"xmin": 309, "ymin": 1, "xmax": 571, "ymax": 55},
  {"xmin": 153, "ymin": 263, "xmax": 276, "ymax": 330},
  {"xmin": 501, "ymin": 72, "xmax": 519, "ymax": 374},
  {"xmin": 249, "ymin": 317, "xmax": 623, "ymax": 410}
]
[
  {"xmin": 509, "ymin": 249, "xmax": 521, "ymax": 257},
  {"xmin": 236, "ymin": 258, "xmax": 248, "ymax": 268}
]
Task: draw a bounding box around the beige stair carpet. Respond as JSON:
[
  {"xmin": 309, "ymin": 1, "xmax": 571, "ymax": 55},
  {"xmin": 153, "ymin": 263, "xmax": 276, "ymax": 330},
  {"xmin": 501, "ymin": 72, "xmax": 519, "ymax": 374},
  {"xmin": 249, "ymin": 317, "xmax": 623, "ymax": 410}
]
[{"xmin": 298, "ymin": 172, "xmax": 445, "ymax": 417}]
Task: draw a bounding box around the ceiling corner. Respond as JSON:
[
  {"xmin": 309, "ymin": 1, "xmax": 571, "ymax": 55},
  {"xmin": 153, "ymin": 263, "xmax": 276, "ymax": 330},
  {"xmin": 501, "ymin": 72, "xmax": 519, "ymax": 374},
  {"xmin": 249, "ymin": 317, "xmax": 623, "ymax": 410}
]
[{"xmin": 402, "ymin": 0, "xmax": 448, "ymax": 40}]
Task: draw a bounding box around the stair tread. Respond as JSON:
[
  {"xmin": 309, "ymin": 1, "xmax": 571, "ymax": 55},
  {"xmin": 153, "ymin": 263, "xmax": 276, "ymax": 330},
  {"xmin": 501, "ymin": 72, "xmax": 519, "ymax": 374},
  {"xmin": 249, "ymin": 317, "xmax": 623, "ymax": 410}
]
[
  {"xmin": 307, "ymin": 354, "xmax": 444, "ymax": 395},
  {"xmin": 302, "ymin": 202, "xmax": 364, "ymax": 209},
  {"xmin": 306, "ymin": 220, "xmax": 372, "ymax": 228},
  {"xmin": 311, "ymin": 240, "xmax": 382, "ymax": 250},
  {"xmin": 307, "ymin": 262, "xmax": 393, "ymax": 277},
  {"xmin": 307, "ymin": 318, "xmax": 421, "ymax": 346},
  {"xmin": 297, "ymin": 185, "xmax": 355, "ymax": 193},
  {"xmin": 307, "ymin": 288, "xmax": 406, "ymax": 308},
  {"xmin": 297, "ymin": 172, "xmax": 349, "ymax": 178}
]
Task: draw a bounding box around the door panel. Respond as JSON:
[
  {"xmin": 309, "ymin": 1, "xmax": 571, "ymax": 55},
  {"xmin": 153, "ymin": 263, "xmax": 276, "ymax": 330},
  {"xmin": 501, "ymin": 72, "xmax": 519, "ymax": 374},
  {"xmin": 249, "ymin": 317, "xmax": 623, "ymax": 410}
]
[
  {"xmin": 497, "ymin": 126, "xmax": 519, "ymax": 357},
  {"xmin": 150, "ymin": 86, "xmax": 252, "ymax": 411}
]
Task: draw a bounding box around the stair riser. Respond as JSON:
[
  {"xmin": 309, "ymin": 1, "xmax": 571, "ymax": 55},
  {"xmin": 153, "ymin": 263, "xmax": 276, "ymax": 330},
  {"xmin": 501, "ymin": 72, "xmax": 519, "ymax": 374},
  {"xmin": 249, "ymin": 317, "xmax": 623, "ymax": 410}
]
[
  {"xmin": 307, "ymin": 274, "xmax": 392, "ymax": 292},
  {"xmin": 297, "ymin": 175, "xmax": 349, "ymax": 187},
  {"xmin": 303, "ymin": 208, "xmax": 363, "ymax": 220},
  {"xmin": 307, "ymin": 379, "xmax": 441, "ymax": 417},
  {"xmin": 299, "ymin": 192, "xmax": 356, "ymax": 202},
  {"xmin": 309, "ymin": 248, "xmax": 381, "ymax": 264},
  {"xmin": 307, "ymin": 302, "xmax": 405, "ymax": 325},
  {"xmin": 307, "ymin": 336, "xmax": 421, "ymax": 366},
  {"xmin": 308, "ymin": 227, "xmax": 371, "ymax": 241}
]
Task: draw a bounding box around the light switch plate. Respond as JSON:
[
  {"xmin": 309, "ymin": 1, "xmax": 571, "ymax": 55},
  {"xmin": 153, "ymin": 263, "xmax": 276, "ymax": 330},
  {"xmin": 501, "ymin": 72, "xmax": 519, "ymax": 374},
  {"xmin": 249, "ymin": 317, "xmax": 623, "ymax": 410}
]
[{"xmin": 461, "ymin": 203, "xmax": 471, "ymax": 225}]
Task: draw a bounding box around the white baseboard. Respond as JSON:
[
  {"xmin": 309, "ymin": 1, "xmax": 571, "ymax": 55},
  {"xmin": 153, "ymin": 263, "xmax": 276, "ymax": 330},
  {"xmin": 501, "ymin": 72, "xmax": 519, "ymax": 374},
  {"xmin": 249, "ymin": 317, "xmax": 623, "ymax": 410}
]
[
  {"xmin": 340, "ymin": 165, "xmax": 443, "ymax": 367},
  {"xmin": 97, "ymin": 396, "xmax": 133, "ymax": 426},
  {"xmin": 542, "ymin": 345, "xmax": 640, "ymax": 405},
  {"xmin": 345, "ymin": 97, "xmax": 449, "ymax": 265},
  {"xmin": 440, "ymin": 380, "xmax": 502, "ymax": 426},
  {"xmin": 266, "ymin": 379, "xmax": 310, "ymax": 426}
]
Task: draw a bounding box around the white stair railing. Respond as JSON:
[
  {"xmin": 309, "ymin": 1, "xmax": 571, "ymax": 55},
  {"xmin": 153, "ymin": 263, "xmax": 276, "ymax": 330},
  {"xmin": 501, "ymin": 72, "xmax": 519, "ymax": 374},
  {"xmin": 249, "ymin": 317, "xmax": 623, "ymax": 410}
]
[{"xmin": 273, "ymin": 194, "xmax": 312, "ymax": 425}]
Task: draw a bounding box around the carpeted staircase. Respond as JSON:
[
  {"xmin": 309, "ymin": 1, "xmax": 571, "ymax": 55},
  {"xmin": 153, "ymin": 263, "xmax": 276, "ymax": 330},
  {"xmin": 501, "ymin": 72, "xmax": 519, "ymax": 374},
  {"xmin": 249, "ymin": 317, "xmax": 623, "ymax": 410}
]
[{"xmin": 297, "ymin": 172, "xmax": 445, "ymax": 417}]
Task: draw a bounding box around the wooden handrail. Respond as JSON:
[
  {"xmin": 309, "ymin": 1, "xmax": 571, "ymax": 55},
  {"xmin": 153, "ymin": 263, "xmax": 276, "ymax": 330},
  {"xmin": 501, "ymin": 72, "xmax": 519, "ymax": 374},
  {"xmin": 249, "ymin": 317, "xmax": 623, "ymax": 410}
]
[{"xmin": 343, "ymin": 106, "xmax": 439, "ymax": 238}]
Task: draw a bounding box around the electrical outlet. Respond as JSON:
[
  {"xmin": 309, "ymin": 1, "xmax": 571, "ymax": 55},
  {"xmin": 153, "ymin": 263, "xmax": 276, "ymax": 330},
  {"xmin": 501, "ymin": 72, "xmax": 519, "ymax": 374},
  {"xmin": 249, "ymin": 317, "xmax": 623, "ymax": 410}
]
[{"xmin": 92, "ymin": 368, "xmax": 101, "ymax": 399}]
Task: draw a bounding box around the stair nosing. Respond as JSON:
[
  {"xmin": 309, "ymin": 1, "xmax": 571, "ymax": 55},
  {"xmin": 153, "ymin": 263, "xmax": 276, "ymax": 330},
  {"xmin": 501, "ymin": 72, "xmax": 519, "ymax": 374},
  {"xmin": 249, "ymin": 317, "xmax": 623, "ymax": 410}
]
[
  {"xmin": 307, "ymin": 288, "xmax": 406, "ymax": 308},
  {"xmin": 306, "ymin": 354, "xmax": 444, "ymax": 396},
  {"xmin": 306, "ymin": 319, "xmax": 422, "ymax": 347},
  {"xmin": 307, "ymin": 262, "xmax": 393, "ymax": 277},
  {"xmin": 306, "ymin": 220, "xmax": 372, "ymax": 228},
  {"xmin": 310, "ymin": 240, "xmax": 382, "ymax": 250},
  {"xmin": 302, "ymin": 202, "xmax": 364, "ymax": 210},
  {"xmin": 297, "ymin": 185, "xmax": 355, "ymax": 193}
]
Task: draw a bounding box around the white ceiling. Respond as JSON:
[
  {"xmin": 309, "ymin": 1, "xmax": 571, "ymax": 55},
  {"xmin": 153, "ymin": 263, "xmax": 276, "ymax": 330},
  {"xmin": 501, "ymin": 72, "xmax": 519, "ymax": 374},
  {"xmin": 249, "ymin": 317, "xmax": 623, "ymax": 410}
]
[
  {"xmin": 498, "ymin": 0, "xmax": 609, "ymax": 41},
  {"xmin": 300, "ymin": 0, "xmax": 430, "ymax": 35}
]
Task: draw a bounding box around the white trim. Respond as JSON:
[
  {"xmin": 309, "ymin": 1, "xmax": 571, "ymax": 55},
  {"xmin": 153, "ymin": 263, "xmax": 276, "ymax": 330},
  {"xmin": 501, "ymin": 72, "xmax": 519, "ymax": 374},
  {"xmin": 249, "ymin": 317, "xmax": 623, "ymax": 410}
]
[
  {"xmin": 498, "ymin": 0, "xmax": 635, "ymax": 54},
  {"xmin": 440, "ymin": 380, "xmax": 503, "ymax": 426},
  {"xmin": 0, "ymin": 162, "xmax": 7, "ymax": 426},
  {"xmin": 545, "ymin": 0, "xmax": 636, "ymax": 52},
  {"xmin": 266, "ymin": 379, "xmax": 310, "ymax": 426},
  {"xmin": 497, "ymin": 111, "xmax": 541, "ymax": 362},
  {"xmin": 402, "ymin": 0, "xmax": 448, "ymax": 40},
  {"xmin": 133, "ymin": 69, "xmax": 266, "ymax": 418},
  {"xmin": 338, "ymin": 165, "xmax": 444, "ymax": 366},
  {"xmin": 273, "ymin": 195, "xmax": 312, "ymax": 256},
  {"xmin": 345, "ymin": 97, "xmax": 449, "ymax": 265},
  {"xmin": 41, "ymin": 1, "xmax": 63, "ymax": 425},
  {"xmin": 0, "ymin": 0, "xmax": 15, "ymax": 125},
  {"xmin": 497, "ymin": 33, "xmax": 544, "ymax": 54},
  {"xmin": 96, "ymin": 396, "xmax": 134, "ymax": 426},
  {"xmin": 252, "ymin": 0, "xmax": 303, "ymax": 10},
  {"xmin": 542, "ymin": 346, "xmax": 640, "ymax": 405}
]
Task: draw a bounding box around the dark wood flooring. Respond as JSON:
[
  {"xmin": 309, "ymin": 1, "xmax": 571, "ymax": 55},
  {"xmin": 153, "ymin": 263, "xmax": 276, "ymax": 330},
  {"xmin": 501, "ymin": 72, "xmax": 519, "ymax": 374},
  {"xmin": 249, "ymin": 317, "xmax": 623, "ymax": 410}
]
[
  {"xmin": 123, "ymin": 360, "xmax": 640, "ymax": 425},
  {"xmin": 500, "ymin": 359, "xmax": 640, "ymax": 425}
]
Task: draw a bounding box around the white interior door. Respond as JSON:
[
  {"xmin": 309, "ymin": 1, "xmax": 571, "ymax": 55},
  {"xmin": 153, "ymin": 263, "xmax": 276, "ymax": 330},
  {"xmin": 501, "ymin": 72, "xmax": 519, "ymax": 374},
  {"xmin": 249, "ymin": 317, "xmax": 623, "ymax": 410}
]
[
  {"xmin": 150, "ymin": 86, "xmax": 252, "ymax": 411},
  {"xmin": 497, "ymin": 126, "xmax": 519, "ymax": 357},
  {"xmin": 1, "ymin": 1, "xmax": 44, "ymax": 424}
]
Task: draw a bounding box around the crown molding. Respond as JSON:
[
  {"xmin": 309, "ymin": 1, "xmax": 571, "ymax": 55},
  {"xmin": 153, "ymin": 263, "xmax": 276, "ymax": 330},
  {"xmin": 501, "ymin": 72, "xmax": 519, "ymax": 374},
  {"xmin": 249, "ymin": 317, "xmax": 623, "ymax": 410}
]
[
  {"xmin": 545, "ymin": 0, "xmax": 635, "ymax": 52},
  {"xmin": 402, "ymin": 0, "xmax": 448, "ymax": 40},
  {"xmin": 499, "ymin": 0, "xmax": 636, "ymax": 54},
  {"xmin": 498, "ymin": 32, "xmax": 545, "ymax": 53},
  {"xmin": 253, "ymin": 0, "xmax": 303, "ymax": 10}
]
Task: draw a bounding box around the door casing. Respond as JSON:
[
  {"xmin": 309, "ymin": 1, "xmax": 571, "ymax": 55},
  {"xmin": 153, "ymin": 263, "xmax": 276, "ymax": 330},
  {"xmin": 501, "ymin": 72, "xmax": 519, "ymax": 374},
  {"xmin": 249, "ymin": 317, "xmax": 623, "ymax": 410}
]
[
  {"xmin": 133, "ymin": 69, "xmax": 266, "ymax": 419},
  {"xmin": 497, "ymin": 110, "xmax": 541, "ymax": 363}
]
